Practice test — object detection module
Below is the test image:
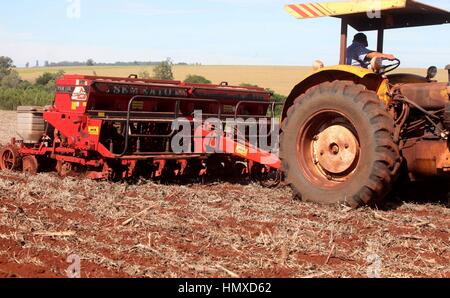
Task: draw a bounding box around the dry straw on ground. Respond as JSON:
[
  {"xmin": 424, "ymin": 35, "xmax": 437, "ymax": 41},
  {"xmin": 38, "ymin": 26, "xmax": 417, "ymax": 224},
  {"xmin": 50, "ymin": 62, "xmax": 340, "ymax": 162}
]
[{"xmin": 0, "ymin": 111, "xmax": 448, "ymax": 278}]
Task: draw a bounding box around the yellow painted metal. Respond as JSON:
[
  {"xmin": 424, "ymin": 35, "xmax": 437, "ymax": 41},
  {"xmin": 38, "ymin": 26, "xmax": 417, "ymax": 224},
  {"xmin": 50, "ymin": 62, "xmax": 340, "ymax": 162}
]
[
  {"xmin": 377, "ymin": 79, "xmax": 391, "ymax": 105},
  {"xmin": 313, "ymin": 65, "xmax": 373, "ymax": 78},
  {"xmin": 312, "ymin": 65, "xmax": 391, "ymax": 104},
  {"xmin": 280, "ymin": 66, "xmax": 393, "ymax": 119},
  {"xmin": 285, "ymin": 0, "xmax": 406, "ymax": 19},
  {"xmin": 88, "ymin": 126, "xmax": 100, "ymax": 136}
]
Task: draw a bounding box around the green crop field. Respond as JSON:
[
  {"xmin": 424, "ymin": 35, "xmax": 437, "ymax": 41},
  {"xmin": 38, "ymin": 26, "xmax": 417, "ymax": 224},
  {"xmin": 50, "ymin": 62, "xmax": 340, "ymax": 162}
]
[{"xmin": 16, "ymin": 65, "xmax": 447, "ymax": 96}]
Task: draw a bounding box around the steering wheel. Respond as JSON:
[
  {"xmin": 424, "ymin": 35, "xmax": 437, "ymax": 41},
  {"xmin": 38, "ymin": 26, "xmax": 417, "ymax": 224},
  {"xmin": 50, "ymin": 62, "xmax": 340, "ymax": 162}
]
[{"xmin": 378, "ymin": 58, "xmax": 401, "ymax": 75}]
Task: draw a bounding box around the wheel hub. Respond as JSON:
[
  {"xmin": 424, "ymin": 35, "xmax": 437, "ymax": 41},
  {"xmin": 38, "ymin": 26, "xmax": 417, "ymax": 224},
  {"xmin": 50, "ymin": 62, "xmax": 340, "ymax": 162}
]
[
  {"xmin": 313, "ymin": 125, "xmax": 359, "ymax": 175},
  {"xmin": 0, "ymin": 147, "xmax": 20, "ymax": 171}
]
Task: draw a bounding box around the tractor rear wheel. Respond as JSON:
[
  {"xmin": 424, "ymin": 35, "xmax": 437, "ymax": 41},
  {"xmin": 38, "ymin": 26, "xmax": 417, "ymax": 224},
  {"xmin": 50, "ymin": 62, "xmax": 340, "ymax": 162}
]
[{"xmin": 280, "ymin": 81, "xmax": 400, "ymax": 207}]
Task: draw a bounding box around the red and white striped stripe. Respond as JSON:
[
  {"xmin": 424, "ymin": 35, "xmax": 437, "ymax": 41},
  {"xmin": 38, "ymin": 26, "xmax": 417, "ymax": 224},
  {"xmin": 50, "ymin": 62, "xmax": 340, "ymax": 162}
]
[{"xmin": 286, "ymin": 2, "xmax": 334, "ymax": 19}]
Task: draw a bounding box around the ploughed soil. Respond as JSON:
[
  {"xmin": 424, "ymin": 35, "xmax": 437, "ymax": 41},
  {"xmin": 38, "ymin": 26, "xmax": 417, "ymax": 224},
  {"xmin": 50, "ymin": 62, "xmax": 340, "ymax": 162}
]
[{"xmin": 0, "ymin": 111, "xmax": 449, "ymax": 278}]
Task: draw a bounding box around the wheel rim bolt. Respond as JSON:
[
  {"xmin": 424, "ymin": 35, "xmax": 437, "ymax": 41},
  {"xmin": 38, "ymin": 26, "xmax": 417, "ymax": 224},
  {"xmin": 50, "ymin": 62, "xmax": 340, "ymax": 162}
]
[{"xmin": 331, "ymin": 144, "xmax": 340, "ymax": 155}]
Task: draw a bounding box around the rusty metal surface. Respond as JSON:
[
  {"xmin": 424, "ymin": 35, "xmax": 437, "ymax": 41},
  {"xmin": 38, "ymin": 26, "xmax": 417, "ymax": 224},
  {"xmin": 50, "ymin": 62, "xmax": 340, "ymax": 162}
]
[
  {"xmin": 22, "ymin": 156, "xmax": 38, "ymax": 174},
  {"xmin": 0, "ymin": 146, "xmax": 20, "ymax": 171},
  {"xmin": 56, "ymin": 161, "xmax": 74, "ymax": 177},
  {"xmin": 402, "ymin": 139, "xmax": 450, "ymax": 176},
  {"xmin": 446, "ymin": 65, "xmax": 450, "ymax": 89},
  {"xmin": 313, "ymin": 125, "xmax": 359, "ymax": 174},
  {"xmin": 387, "ymin": 73, "xmax": 430, "ymax": 84},
  {"xmin": 399, "ymin": 82, "xmax": 449, "ymax": 109},
  {"xmin": 296, "ymin": 110, "xmax": 360, "ymax": 190}
]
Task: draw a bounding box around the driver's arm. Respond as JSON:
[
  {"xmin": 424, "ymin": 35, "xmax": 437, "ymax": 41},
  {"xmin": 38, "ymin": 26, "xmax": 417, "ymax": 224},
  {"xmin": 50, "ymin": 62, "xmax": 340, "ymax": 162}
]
[{"xmin": 366, "ymin": 52, "xmax": 396, "ymax": 61}]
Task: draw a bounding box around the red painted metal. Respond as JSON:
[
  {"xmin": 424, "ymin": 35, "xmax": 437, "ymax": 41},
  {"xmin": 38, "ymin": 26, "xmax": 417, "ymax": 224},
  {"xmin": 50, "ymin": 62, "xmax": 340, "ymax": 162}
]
[{"xmin": 6, "ymin": 74, "xmax": 281, "ymax": 180}]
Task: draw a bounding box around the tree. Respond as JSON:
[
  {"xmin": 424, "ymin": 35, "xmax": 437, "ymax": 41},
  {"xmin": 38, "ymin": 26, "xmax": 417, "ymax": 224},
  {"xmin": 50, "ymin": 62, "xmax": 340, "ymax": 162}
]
[
  {"xmin": 86, "ymin": 59, "xmax": 95, "ymax": 66},
  {"xmin": 0, "ymin": 86, "xmax": 54, "ymax": 110},
  {"xmin": 240, "ymin": 84, "xmax": 286, "ymax": 116},
  {"xmin": 35, "ymin": 70, "xmax": 65, "ymax": 86},
  {"xmin": 44, "ymin": 61, "xmax": 49, "ymax": 67},
  {"xmin": 184, "ymin": 74, "xmax": 211, "ymax": 84},
  {"xmin": 1, "ymin": 70, "xmax": 21, "ymax": 88},
  {"xmin": 138, "ymin": 70, "xmax": 151, "ymax": 79},
  {"xmin": 240, "ymin": 83, "xmax": 259, "ymax": 88},
  {"xmin": 36, "ymin": 73, "xmax": 55, "ymax": 86},
  {"xmin": 25, "ymin": 62, "xmax": 30, "ymax": 68},
  {"xmin": 0, "ymin": 56, "xmax": 14, "ymax": 80},
  {"xmin": 35, "ymin": 60, "xmax": 39, "ymax": 67},
  {"xmin": 265, "ymin": 88, "xmax": 287, "ymax": 117},
  {"xmin": 18, "ymin": 80, "xmax": 32, "ymax": 89},
  {"xmin": 152, "ymin": 58, "xmax": 174, "ymax": 80}
]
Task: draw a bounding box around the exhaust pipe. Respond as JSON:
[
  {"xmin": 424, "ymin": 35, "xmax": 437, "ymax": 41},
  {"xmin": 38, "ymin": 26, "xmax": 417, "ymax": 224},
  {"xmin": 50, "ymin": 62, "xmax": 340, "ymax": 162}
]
[
  {"xmin": 443, "ymin": 65, "xmax": 450, "ymax": 129},
  {"xmin": 446, "ymin": 65, "xmax": 450, "ymax": 94}
]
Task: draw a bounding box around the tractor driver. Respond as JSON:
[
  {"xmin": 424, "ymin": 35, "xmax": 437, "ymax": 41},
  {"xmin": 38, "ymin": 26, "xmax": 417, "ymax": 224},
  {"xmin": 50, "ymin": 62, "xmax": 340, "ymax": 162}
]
[{"xmin": 346, "ymin": 33, "xmax": 396, "ymax": 68}]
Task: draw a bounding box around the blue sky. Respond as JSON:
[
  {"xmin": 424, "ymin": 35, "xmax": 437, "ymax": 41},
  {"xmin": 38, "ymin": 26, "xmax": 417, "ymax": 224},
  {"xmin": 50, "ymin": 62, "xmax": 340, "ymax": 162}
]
[{"xmin": 0, "ymin": 0, "xmax": 449, "ymax": 67}]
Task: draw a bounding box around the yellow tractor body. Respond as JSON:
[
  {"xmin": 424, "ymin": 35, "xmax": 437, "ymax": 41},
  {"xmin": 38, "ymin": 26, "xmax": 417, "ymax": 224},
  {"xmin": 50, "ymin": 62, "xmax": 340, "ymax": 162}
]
[
  {"xmin": 281, "ymin": 0, "xmax": 449, "ymax": 119},
  {"xmin": 279, "ymin": 0, "xmax": 450, "ymax": 206}
]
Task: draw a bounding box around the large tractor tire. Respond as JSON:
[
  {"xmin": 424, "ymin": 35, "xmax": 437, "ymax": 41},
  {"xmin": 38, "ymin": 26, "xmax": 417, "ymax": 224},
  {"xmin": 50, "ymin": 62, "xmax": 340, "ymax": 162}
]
[{"xmin": 280, "ymin": 81, "xmax": 400, "ymax": 207}]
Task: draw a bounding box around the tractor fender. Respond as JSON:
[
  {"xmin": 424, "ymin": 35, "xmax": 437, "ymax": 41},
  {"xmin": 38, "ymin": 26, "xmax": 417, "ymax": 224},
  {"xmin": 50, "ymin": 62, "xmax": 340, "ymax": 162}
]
[{"xmin": 281, "ymin": 66, "xmax": 388, "ymax": 121}]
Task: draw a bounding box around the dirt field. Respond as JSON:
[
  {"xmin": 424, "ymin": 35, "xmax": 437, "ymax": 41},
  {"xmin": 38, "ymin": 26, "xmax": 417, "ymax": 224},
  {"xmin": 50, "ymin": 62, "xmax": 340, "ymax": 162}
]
[
  {"xmin": 0, "ymin": 110, "xmax": 449, "ymax": 278},
  {"xmin": 16, "ymin": 65, "xmax": 448, "ymax": 97}
]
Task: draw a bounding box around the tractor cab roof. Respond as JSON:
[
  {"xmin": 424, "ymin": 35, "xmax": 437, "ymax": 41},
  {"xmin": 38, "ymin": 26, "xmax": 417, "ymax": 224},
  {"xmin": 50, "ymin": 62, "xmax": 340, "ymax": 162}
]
[
  {"xmin": 285, "ymin": 0, "xmax": 450, "ymax": 31},
  {"xmin": 285, "ymin": 0, "xmax": 450, "ymax": 64}
]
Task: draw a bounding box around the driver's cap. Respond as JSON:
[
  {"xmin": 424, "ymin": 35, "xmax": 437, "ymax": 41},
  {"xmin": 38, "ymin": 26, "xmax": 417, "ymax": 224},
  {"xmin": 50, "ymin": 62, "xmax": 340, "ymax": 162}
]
[{"xmin": 353, "ymin": 33, "xmax": 368, "ymax": 43}]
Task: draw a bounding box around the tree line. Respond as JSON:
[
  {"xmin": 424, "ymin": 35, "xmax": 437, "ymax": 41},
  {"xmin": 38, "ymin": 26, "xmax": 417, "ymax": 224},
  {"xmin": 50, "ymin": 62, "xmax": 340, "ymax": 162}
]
[
  {"xmin": 25, "ymin": 59, "xmax": 200, "ymax": 68},
  {"xmin": 0, "ymin": 56, "xmax": 59, "ymax": 110},
  {"xmin": 0, "ymin": 56, "xmax": 286, "ymax": 114}
]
